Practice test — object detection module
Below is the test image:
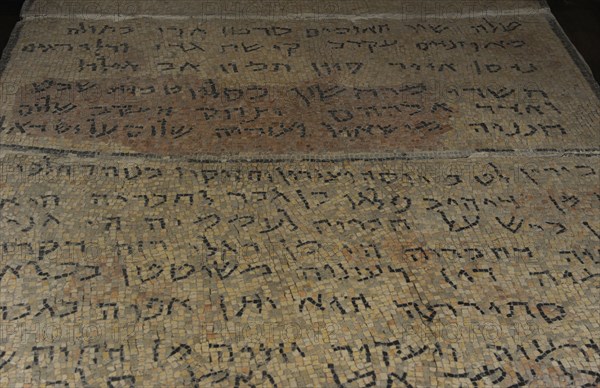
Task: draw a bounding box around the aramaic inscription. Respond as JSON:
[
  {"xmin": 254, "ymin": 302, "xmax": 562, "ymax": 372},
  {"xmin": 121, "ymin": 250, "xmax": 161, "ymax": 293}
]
[
  {"xmin": 0, "ymin": 0, "xmax": 599, "ymax": 386},
  {"xmin": 0, "ymin": 14, "xmax": 598, "ymax": 155}
]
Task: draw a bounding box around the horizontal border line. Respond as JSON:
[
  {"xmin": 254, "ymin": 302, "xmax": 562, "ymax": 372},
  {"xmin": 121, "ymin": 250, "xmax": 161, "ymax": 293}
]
[
  {"xmin": 0, "ymin": 143, "xmax": 598, "ymax": 164},
  {"xmin": 21, "ymin": 8, "xmax": 550, "ymax": 22}
]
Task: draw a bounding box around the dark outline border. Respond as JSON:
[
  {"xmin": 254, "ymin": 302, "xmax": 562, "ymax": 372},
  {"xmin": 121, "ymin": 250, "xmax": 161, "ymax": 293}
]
[
  {"xmin": 0, "ymin": 21, "xmax": 23, "ymax": 80},
  {"xmin": 544, "ymin": 14, "xmax": 600, "ymax": 99},
  {"xmin": 21, "ymin": 0, "xmax": 36, "ymax": 18}
]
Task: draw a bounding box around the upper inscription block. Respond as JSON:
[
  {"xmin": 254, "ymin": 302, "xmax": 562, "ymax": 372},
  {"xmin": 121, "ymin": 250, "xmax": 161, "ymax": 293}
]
[{"xmin": 2, "ymin": 2, "xmax": 599, "ymax": 158}]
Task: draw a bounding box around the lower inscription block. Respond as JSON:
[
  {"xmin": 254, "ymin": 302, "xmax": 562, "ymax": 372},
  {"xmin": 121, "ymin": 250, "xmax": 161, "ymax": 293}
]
[{"xmin": 0, "ymin": 152, "xmax": 598, "ymax": 386}]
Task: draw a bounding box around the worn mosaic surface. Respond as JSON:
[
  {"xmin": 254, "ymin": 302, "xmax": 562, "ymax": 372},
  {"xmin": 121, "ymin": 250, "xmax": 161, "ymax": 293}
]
[{"xmin": 0, "ymin": 0, "xmax": 599, "ymax": 386}]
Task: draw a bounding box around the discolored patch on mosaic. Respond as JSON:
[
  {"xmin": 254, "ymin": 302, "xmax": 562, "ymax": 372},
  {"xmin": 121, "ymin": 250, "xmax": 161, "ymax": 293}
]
[{"xmin": 0, "ymin": 14, "xmax": 598, "ymax": 157}]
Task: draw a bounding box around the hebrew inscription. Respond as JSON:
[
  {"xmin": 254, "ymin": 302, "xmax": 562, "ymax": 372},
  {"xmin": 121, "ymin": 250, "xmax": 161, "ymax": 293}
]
[
  {"xmin": 0, "ymin": 152, "xmax": 599, "ymax": 385},
  {"xmin": 1, "ymin": 0, "xmax": 599, "ymax": 386}
]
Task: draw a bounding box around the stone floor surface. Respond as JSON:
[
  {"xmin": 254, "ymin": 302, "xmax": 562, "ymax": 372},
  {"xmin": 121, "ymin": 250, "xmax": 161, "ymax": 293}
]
[{"xmin": 0, "ymin": 0, "xmax": 598, "ymax": 387}]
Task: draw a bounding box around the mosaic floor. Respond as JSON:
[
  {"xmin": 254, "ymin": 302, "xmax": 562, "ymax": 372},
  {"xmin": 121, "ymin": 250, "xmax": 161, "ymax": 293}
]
[{"xmin": 0, "ymin": 0, "xmax": 599, "ymax": 386}]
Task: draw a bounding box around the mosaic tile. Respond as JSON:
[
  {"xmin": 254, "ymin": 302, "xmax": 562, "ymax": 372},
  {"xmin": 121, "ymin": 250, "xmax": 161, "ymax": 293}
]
[{"xmin": 0, "ymin": 0, "xmax": 598, "ymax": 386}]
